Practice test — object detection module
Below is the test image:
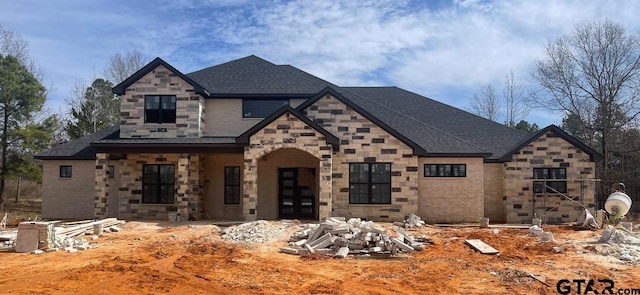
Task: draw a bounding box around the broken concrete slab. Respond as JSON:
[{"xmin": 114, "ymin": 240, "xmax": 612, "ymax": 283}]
[{"xmin": 465, "ymin": 239, "xmax": 499, "ymax": 254}]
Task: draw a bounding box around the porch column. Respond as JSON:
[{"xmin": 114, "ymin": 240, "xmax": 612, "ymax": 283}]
[
  {"xmin": 243, "ymin": 148, "xmax": 258, "ymax": 221},
  {"xmin": 94, "ymin": 153, "xmax": 109, "ymax": 218},
  {"xmin": 176, "ymin": 153, "xmax": 190, "ymax": 221},
  {"xmin": 318, "ymin": 152, "xmax": 333, "ymax": 221}
]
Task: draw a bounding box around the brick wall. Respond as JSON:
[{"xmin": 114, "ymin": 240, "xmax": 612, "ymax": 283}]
[
  {"xmin": 41, "ymin": 160, "xmax": 95, "ymax": 219},
  {"xmin": 483, "ymin": 163, "xmax": 505, "ymax": 223},
  {"xmin": 202, "ymin": 153, "xmax": 244, "ymax": 220},
  {"xmin": 119, "ymin": 65, "xmax": 205, "ymax": 138},
  {"xmin": 504, "ymin": 130, "xmax": 596, "ymax": 224},
  {"xmin": 418, "ymin": 157, "xmax": 485, "ymax": 223},
  {"xmin": 304, "ymin": 94, "xmax": 419, "ymax": 221}
]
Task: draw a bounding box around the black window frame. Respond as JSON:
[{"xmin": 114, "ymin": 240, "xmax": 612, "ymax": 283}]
[
  {"xmin": 224, "ymin": 166, "xmax": 241, "ymax": 204},
  {"xmin": 349, "ymin": 162, "xmax": 392, "ymax": 204},
  {"xmin": 424, "ymin": 164, "xmax": 467, "ymax": 177},
  {"xmin": 107, "ymin": 165, "xmax": 115, "ymax": 178},
  {"xmin": 59, "ymin": 165, "xmax": 72, "ymax": 178},
  {"xmin": 142, "ymin": 164, "xmax": 175, "ymax": 204},
  {"xmin": 242, "ymin": 99, "xmax": 289, "ymax": 118},
  {"xmin": 533, "ymin": 167, "xmax": 567, "ymax": 193},
  {"xmin": 144, "ymin": 95, "xmax": 177, "ymax": 124}
]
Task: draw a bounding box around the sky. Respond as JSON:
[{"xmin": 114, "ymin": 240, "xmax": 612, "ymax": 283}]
[{"xmin": 2, "ymin": 0, "xmax": 640, "ymax": 127}]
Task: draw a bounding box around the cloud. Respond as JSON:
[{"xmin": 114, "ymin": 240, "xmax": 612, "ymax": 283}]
[{"xmin": 3, "ymin": 0, "xmax": 640, "ymax": 126}]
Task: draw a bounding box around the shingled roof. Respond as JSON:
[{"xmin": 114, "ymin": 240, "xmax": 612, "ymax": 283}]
[
  {"xmin": 186, "ymin": 55, "xmax": 333, "ymax": 97},
  {"xmin": 39, "ymin": 55, "xmax": 599, "ymax": 162},
  {"xmin": 35, "ymin": 126, "xmax": 120, "ymax": 160}
]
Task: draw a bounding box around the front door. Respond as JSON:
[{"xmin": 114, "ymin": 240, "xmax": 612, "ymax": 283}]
[{"xmin": 278, "ymin": 168, "xmax": 315, "ymax": 219}]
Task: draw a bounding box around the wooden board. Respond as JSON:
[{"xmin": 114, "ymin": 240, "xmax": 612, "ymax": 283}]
[{"xmin": 465, "ymin": 239, "xmax": 499, "ymax": 254}]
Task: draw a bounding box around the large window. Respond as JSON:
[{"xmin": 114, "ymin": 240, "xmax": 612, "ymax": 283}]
[
  {"xmin": 424, "ymin": 164, "xmax": 466, "ymax": 177},
  {"xmin": 533, "ymin": 167, "xmax": 566, "ymax": 193},
  {"xmin": 349, "ymin": 163, "xmax": 391, "ymax": 204},
  {"xmin": 142, "ymin": 164, "xmax": 175, "ymax": 204},
  {"xmin": 59, "ymin": 165, "xmax": 72, "ymax": 178},
  {"xmin": 242, "ymin": 99, "xmax": 288, "ymax": 118},
  {"xmin": 145, "ymin": 95, "xmax": 176, "ymax": 123},
  {"xmin": 224, "ymin": 166, "xmax": 241, "ymax": 204}
]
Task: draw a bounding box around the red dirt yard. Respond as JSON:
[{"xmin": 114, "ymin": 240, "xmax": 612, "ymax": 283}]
[{"xmin": 1, "ymin": 221, "xmax": 639, "ymax": 295}]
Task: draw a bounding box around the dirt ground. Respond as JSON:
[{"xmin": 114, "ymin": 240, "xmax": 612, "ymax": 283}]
[{"xmin": 1, "ymin": 221, "xmax": 639, "ymax": 295}]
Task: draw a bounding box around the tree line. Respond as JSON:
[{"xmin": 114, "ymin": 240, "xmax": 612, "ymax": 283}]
[
  {"xmin": 471, "ymin": 20, "xmax": 640, "ymax": 208},
  {"xmin": 0, "ymin": 24, "xmax": 146, "ymax": 210}
]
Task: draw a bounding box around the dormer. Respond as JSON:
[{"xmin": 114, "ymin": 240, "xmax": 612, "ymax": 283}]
[{"xmin": 113, "ymin": 58, "xmax": 208, "ymax": 138}]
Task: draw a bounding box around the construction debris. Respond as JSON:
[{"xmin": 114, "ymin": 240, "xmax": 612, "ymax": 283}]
[
  {"xmin": 281, "ymin": 217, "xmax": 428, "ymax": 257},
  {"xmin": 221, "ymin": 220, "xmax": 293, "ymax": 243},
  {"xmin": 465, "ymin": 239, "xmax": 499, "ymax": 254},
  {"xmin": 592, "ymin": 225, "xmax": 640, "ymax": 264},
  {"xmin": 12, "ymin": 218, "xmax": 124, "ymax": 253},
  {"xmin": 394, "ymin": 213, "xmax": 426, "ymax": 228},
  {"xmin": 0, "ymin": 213, "xmax": 7, "ymax": 231}
]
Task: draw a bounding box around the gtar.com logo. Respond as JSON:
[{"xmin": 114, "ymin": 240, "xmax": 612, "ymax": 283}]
[{"xmin": 556, "ymin": 279, "xmax": 640, "ymax": 294}]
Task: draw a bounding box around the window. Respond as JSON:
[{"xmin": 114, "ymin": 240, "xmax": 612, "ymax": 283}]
[
  {"xmin": 145, "ymin": 95, "xmax": 176, "ymax": 123},
  {"xmin": 59, "ymin": 165, "xmax": 72, "ymax": 178},
  {"xmin": 142, "ymin": 164, "xmax": 175, "ymax": 204},
  {"xmin": 243, "ymin": 99, "xmax": 288, "ymax": 118},
  {"xmin": 224, "ymin": 166, "xmax": 241, "ymax": 204},
  {"xmin": 533, "ymin": 168, "xmax": 566, "ymax": 193},
  {"xmin": 349, "ymin": 163, "xmax": 391, "ymax": 204},
  {"xmin": 107, "ymin": 166, "xmax": 115, "ymax": 178},
  {"xmin": 424, "ymin": 164, "xmax": 466, "ymax": 177}
]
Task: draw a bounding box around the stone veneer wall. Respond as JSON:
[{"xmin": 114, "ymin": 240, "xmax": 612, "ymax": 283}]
[
  {"xmin": 119, "ymin": 65, "xmax": 205, "ymax": 138},
  {"xmin": 417, "ymin": 157, "xmax": 484, "ymax": 223},
  {"xmin": 504, "ymin": 131, "xmax": 596, "ymax": 224},
  {"xmin": 303, "ymin": 94, "xmax": 419, "ymax": 221},
  {"xmin": 243, "ymin": 113, "xmax": 333, "ymax": 221},
  {"xmin": 96, "ymin": 153, "xmax": 203, "ymax": 221},
  {"xmin": 483, "ymin": 163, "xmax": 506, "ymax": 223}
]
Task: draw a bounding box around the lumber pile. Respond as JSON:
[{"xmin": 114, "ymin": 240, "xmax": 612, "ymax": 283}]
[{"xmin": 280, "ymin": 217, "xmax": 428, "ymax": 258}]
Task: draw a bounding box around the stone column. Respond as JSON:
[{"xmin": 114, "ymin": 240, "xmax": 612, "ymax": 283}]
[
  {"xmin": 318, "ymin": 156, "xmax": 332, "ymax": 221},
  {"xmin": 242, "ymin": 148, "xmax": 258, "ymax": 221},
  {"xmin": 176, "ymin": 153, "xmax": 190, "ymax": 221},
  {"xmin": 94, "ymin": 153, "xmax": 109, "ymax": 218}
]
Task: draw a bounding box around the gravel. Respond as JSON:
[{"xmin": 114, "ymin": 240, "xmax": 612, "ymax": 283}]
[{"xmin": 221, "ymin": 220, "xmax": 296, "ymax": 243}]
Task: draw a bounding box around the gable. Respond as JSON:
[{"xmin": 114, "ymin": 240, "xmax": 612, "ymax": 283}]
[
  {"xmin": 236, "ymin": 105, "xmax": 339, "ymax": 146},
  {"xmin": 498, "ymin": 125, "xmax": 602, "ymax": 162},
  {"xmin": 297, "ymin": 87, "xmax": 427, "ymax": 156},
  {"xmin": 113, "ymin": 57, "xmax": 208, "ymax": 96}
]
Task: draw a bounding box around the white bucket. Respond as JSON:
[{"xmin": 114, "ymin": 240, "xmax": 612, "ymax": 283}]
[{"xmin": 605, "ymin": 192, "xmax": 632, "ymax": 216}]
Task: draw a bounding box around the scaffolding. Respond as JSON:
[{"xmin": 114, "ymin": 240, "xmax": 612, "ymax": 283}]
[{"xmin": 531, "ymin": 178, "xmax": 600, "ymax": 224}]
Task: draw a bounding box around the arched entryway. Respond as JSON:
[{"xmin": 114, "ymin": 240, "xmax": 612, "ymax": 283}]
[{"xmin": 256, "ymin": 148, "xmax": 320, "ymax": 220}]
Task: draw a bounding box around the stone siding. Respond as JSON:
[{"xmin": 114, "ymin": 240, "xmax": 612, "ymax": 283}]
[
  {"xmin": 97, "ymin": 153, "xmax": 203, "ymax": 221},
  {"xmin": 243, "ymin": 113, "xmax": 333, "ymax": 221},
  {"xmin": 119, "ymin": 65, "xmax": 205, "ymax": 138},
  {"xmin": 304, "ymin": 94, "xmax": 419, "ymax": 221},
  {"xmin": 504, "ymin": 130, "xmax": 596, "ymax": 224},
  {"xmin": 418, "ymin": 157, "xmax": 485, "ymax": 223}
]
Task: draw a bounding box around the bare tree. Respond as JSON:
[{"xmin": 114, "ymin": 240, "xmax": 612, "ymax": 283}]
[
  {"xmin": 102, "ymin": 50, "xmax": 147, "ymax": 85},
  {"xmin": 503, "ymin": 70, "xmax": 529, "ymax": 128},
  {"xmin": 531, "ymin": 20, "xmax": 640, "ymax": 192},
  {"xmin": 471, "ymin": 84, "xmax": 501, "ymax": 121}
]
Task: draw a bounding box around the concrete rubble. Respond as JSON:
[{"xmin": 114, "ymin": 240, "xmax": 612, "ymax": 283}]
[
  {"xmin": 281, "ymin": 217, "xmax": 428, "ymax": 257},
  {"xmin": 393, "ymin": 213, "xmax": 426, "ymax": 228},
  {"xmin": 221, "ymin": 220, "xmax": 293, "ymax": 243},
  {"xmin": 593, "ymin": 224, "xmax": 640, "ymax": 264}
]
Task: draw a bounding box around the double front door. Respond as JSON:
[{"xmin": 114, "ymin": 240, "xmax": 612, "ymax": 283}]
[{"xmin": 278, "ymin": 168, "xmax": 315, "ymax": 219}]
